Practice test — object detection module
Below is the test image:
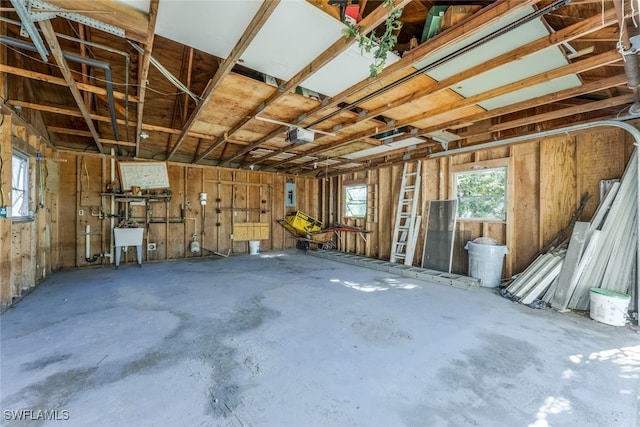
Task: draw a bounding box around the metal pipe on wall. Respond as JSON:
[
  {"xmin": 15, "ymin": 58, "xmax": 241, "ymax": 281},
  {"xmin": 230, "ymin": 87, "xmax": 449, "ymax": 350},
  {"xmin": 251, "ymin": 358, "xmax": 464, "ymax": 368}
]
[
  {"xmin": 614, "ymin": 0, "xmax": 640, "ymax": 114},
  {"xmin": 0, "ymin": 35, "xmax": 120, "ymax": 141}
]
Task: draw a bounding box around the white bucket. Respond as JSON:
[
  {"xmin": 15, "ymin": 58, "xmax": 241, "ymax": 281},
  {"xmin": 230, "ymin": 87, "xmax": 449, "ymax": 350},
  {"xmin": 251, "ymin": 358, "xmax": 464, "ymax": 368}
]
[
  {"xmin": 249, "ymin": 240, "xmax": 260, "ymax": 255},
  {"xmin": 589, "ymin": 288, "xmax": 630, "ymax": 326},
  {"xmin": 465, "ymin": 240, "xmax": 508, "ymax": 288}
]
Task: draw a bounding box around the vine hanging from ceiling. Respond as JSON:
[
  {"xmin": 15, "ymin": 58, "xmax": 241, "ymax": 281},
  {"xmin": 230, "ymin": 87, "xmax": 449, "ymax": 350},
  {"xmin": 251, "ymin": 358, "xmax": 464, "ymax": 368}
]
[{"xmin": 342, "ymin": 0, "xmax": 403, "ymax": 78}]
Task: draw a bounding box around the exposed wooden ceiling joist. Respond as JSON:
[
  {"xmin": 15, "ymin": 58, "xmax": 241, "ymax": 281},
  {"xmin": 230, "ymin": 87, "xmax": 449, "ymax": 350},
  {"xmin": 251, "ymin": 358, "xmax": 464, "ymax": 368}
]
[
  {"xmin": 134, "ymin": 0, "xmax": 159, "ymax": 158},
  {"xmin": 214, "ymin": 0, "xmax": 414, "ymax": 166},
  {"xmin": 38, "ymin": 19, "xmax": 104, "ymax": 153},
  {"xmin": 166, "ymin": 0, "xmax": 281, "ymax": 162},
  {"xmin": 0, "ymin": 64, "xmax": 138, "ymax": 102},
  {"xmin": 43, "ymin": 0, "xmax": 149, "ymax": 44},
  {"xmin": 3, "ymin": 0, "xmax": 634, "ymax": 176}
]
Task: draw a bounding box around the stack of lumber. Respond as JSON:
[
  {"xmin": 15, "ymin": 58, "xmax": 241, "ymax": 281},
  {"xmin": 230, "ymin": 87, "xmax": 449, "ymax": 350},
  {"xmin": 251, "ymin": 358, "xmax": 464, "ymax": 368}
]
[{"xmin": 504, "ymin": 151, "xmax": 638, "ymax": 314}]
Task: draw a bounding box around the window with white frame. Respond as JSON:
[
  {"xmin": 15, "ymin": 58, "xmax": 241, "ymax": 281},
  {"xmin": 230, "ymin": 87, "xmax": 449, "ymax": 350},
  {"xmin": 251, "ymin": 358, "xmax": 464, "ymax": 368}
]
[
  {"xmin": 12, "ymin": 151, "xmax": 30, "ymax": 218},
  {"xmin": 454, "ymin": 167, "xmax": 507, "ymax": 221},
  {"xmin": 344, "ymin": 184, "xmax": 367, "ymax": 219}
]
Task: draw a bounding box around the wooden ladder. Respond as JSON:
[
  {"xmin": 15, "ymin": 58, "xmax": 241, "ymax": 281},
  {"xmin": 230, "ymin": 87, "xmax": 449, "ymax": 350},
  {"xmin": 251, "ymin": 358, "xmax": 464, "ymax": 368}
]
[{"xmin": 390, "ymin": 161, "xmax": 421, "ymax": 265}]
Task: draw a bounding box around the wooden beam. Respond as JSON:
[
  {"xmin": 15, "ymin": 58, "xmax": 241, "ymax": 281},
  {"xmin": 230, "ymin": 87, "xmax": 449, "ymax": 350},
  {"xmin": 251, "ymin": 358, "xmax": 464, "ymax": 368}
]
[
  {"xmin": 47, "ymin": 126, "xmax": 136, "ymax": 146},
  {"xmin": 0, "ymin": 64, "xmax": 138, "ymax": 102},
  {"xmin": 291, "ymin": 0, "xmax": 544, "ymax": 128},
  {"xmin": 167, "ymin": 0, "xmax": 280, "ymax": 161},
  {"xmin": 274, "ymin": 61, "xmax": 625, "ymax": 170},
  {"xmin": 417, "ymin": 73, "xmax": 629, "ymax": 136},
  {"xmin": 182, "ymin": 47, "xmax": 194, "ymax": 124},
  {"xmin": 460, "ymin": 93, "xmax": 636, "ymax": 137},
  {"xmin": 213, "ymin": 0, "xmax": 413, "ymax": 165},
  {"xmin": 0, "ymin": 112, "xmax": 11, "ymax": 305},
  {"xmin": 134, "ymin": 0, "xmax": 159, "ymax": 158},
  {"xmin": 219, "ymin": 0, "xmax": 547, "ymax": 167},
  {"xmin": 257, "ymin": 7, "xmax": 618, "ymax": 168},
  {"xmin": 403, "ymin": 49, "xmax": 621, "ymax": 125},
  {"xmin": 42, "ymin": 0, "xmax": 149, "ymax": 44},
  {"xmin": 38, "ymin": 20, "xmax": 104, "ymax": 153},
  {"xmin": 8, "ymin": 100, "xmax": 217, "ymax": 141},
  {"xmin": 261, "ymin": 74, "xmax": 628, "ymax": 171}
]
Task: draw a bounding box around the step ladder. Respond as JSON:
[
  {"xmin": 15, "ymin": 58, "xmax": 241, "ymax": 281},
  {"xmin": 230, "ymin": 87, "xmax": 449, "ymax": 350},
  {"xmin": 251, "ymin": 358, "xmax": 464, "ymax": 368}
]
[{"xmin": 390, "ymin": 161, "xmax": 421, "ymax": 265}]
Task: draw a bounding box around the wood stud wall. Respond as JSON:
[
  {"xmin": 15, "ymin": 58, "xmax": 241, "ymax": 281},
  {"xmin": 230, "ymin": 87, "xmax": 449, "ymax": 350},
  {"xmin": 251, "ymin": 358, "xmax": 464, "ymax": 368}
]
[
  {"xmin": 1, "ymin": 106, "xmax": 636, "ymax": 308},
  {"xmin": 1, "ymin": 110, "xmax": 59, "ymax": 307},
  {"xmin": 52, "ymin": 158, "xmax": 319, "ymax": 270},
  {"xmin": 328, "ymin": 126, "xmax": 634, "ymax": 281}
]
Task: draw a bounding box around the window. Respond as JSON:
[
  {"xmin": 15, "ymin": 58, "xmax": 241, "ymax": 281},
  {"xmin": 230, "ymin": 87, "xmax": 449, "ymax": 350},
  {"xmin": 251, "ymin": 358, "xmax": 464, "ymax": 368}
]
[
  {"xmin": 344, "ymin": 184, "xmax": 367, "ymax": 218},
  {"xmin": 454, "ymin": 167, "xmax": 506, "ymax": 221},
  {"xmin": 12, "ymin": 152, "xmax": 30, "ymax": 218}
]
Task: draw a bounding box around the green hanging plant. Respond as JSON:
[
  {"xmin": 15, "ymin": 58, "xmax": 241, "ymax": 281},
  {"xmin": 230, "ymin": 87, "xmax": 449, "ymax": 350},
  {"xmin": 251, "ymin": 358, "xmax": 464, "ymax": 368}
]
[{"xmin": 342, "ymin": 0, "xmax": 403, "ymax": 78}]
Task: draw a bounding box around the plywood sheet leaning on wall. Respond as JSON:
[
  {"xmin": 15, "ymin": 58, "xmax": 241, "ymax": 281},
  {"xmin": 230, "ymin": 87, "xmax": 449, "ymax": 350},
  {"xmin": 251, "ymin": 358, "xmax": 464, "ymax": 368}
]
[
  {"xmin": 539, "ymin": 136, "xmax": 577, "ymax": 247},
  {"xmin": 576, "ymin": 129, "xmax": 625, "ymax": 220}
]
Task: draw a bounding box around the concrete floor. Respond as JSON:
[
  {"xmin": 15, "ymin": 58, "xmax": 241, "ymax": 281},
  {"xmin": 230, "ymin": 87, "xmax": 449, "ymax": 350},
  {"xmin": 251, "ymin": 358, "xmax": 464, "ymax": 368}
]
[{"xmin": 1, "ymin": 250, "xmax": 639, "ymax": 427}]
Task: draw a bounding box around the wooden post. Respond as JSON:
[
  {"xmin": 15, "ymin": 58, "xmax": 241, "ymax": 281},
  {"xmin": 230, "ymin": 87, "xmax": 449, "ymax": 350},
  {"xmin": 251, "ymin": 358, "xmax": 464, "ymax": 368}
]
[{"xmin": 0, "ymin": 113, "xmax": 12, "ymax": 305}]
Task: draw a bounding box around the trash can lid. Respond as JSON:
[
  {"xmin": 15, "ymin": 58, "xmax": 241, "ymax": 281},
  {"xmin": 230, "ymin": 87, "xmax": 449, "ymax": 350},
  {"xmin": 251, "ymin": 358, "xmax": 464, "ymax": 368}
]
[
  {"xmin": 590, "ymin": 288, "xmax": 630, "ymax": 299},
  {"xmin": 473, "ymin": 237, "xmax": 498, "ymax": 245}
]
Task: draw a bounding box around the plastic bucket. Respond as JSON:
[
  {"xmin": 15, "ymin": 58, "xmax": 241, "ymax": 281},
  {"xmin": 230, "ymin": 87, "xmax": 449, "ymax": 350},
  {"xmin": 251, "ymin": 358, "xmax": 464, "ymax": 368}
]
[
  {"xmin": 249, "ymin": 240, "xmax": 260, "ymax": 255},
  {"xmin": 589, "ymin": 288, "xmax": 630, "ymax": 326},
  {"xmin": 465, "ymin": 241, "xmax": 508, "ymax": 288}
]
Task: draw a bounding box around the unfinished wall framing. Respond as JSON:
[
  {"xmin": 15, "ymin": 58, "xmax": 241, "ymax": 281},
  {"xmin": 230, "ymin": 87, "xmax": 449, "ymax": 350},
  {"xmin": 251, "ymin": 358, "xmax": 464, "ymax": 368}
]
[
  {"xmin": 1, "ymin": 108, "xmax": 59, "ymax": 307},
  {"xmin": 327, "ymin": 124, "xmax": 636, "ymax": 280},
  {"xmin": 1, "ymin": 96, "xmax": 636, "ymax": 308},
  {"xmin": 54, "ymin": 153, "xmax": 319, "ymax": 269}
]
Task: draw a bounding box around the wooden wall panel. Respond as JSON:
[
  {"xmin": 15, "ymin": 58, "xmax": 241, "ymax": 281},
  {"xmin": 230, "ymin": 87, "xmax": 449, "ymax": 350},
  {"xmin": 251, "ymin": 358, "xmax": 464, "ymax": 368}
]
[
  {"xmin": 58, "ymin": 153, "xmax": 76, "ymax": 267},
  {"xmin": 539, "ymin": 136, "xmax": 577, "ymax": 247},
  {"xmin": 0, "ymin": 115, "xmax": 12, "ymax": 304},
  {"xmin": 272, "ymin": 175, "xmax": 286, "ymax": 250},
  {"xmin": 577, "ymin": 129, "xmax": 625, "ymax": 220},
  {"xmin": 77, "ymin": 155, "xmax": 103, "ymax": 267},
  {"xmin": 510, "ymin": 141, "xmax": 540, "ymax": 273},
  {"xmin": 2, "ymin": 110, "xmax": 60, "ymax": 308}
]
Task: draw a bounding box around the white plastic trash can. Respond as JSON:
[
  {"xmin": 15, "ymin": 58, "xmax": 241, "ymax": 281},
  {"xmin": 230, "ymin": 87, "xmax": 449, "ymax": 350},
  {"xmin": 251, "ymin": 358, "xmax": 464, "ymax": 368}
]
[
  {"xmin": 589, "ymin": 288, "xmax": 630, "ymax": 326},
  {"xmin": 249, "ymin": 240, "xmax": 260, "ymax": 255},
  {"xmin": 465, "ymin": 239, "xmax": 508, "ymax": 288}
]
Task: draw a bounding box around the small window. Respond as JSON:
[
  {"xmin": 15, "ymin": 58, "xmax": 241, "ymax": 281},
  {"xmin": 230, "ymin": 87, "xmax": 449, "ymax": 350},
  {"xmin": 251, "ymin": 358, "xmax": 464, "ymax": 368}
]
[
  {"xmin": 12, "ymin": 152, "xmax": 30, "ymax": 218},
  {"xmin": 454, "ymin": 167, "xmax": 506, "ymax": 221},
  {"xmin": 344, "ymin": 184, "xmax": 367, "ymax": 218}
]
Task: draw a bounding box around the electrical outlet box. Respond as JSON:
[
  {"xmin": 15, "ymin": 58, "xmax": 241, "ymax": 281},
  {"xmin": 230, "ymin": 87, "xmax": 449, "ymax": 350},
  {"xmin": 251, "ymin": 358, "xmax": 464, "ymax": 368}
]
[
  {"xmin": 148, "ymin": 243, "xmax": 157, "ymax": 251},
  {"xmin": 78, "ymin": 209, "xmax": 84, "ymax": 216}
]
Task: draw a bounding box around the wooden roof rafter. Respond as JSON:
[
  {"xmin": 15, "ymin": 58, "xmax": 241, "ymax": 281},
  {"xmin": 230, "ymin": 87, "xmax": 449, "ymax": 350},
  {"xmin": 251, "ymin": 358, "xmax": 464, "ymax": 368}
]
[
  {"xmin": 0, "ymin": 64, "xmax": 138, "ymax": 102},
  {"xmin": 166, "ymin": 0, "xmax": 281, "ymax": 162},
  {"xmin": 250, "ymin": 7, "xmax": 619, "ymax": 167},
  {"xmin": 38, "ymin": 19, "xmax": 104, "ymax": 153},
  {"xmin": 7, "ymin": 100, "xmax": 219, "ymax": 141},
  {"xmin": 134, "ymin": 0, "xmax": 159, "ymax": 158},
  {"xmin": 267, "ymin": 48, "xmax": 622, "ymax": 171},
  {"xmin": 211, "ymin": 0, "xmax": 414, "ymax": 166},
  {"xmin": 285, "ymin": 0, "xmax": 545, "ymax": 132},
  {"xmin": 291, "ymin": 73, "xmax": 629, "ymax": 174},
  {"xmin": 246, "ymin": 0, "xmax": 548, "ymax": 167},
  {"xmin": 43, "ymin": 0, "xmax": 150, "ymax": 44}
]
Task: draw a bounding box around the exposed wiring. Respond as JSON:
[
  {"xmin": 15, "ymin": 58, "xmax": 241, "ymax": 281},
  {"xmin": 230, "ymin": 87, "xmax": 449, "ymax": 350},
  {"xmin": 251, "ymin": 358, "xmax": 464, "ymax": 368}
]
[
  {"xmin": 127, "ymin": 41, "xmax": 201, "ymax": 104},
  {"xmin": 2, "ymin": 43, "xmax": 202, "ymax": 99}
]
